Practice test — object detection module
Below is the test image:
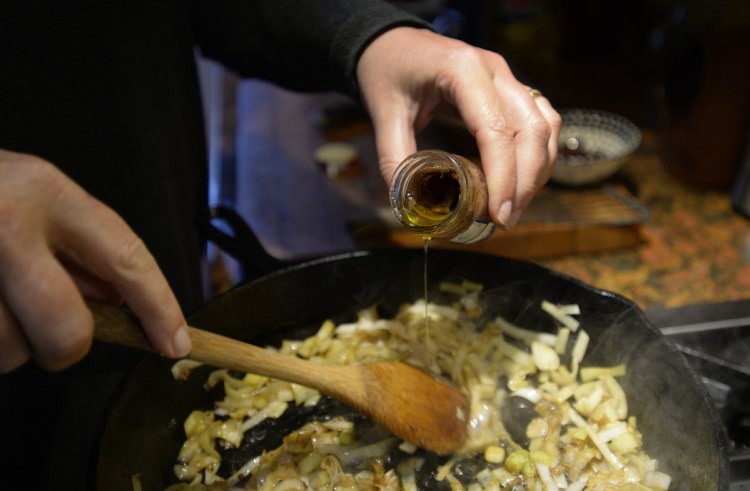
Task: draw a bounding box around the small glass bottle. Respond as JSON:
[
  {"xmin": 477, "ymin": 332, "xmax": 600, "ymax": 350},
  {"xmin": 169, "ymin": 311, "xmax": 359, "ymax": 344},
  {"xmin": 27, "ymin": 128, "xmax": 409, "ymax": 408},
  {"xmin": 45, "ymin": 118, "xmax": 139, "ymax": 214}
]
[{"xmin": 389, "ymin": 150, "xmax": 495, "ymax": 243}]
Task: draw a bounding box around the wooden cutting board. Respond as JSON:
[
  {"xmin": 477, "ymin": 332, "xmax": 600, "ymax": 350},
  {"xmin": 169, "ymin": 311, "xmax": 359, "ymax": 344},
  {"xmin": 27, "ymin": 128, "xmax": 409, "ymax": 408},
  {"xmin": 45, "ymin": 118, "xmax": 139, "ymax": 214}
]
[{"xmin": 351, "ymin": 185, "xmax": 649, "ymax": 259}]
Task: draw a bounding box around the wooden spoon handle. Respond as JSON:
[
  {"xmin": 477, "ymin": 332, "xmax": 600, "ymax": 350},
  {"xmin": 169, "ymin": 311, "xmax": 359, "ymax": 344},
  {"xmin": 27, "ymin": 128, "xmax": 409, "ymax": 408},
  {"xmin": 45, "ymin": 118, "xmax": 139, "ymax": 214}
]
[
  {"xmin": 89, "ymin": 300, "xmax": 350, "ymax": 392},
  {"xmin": 89, "ymin": 299, "xmax": 469, "ymax": 455}
]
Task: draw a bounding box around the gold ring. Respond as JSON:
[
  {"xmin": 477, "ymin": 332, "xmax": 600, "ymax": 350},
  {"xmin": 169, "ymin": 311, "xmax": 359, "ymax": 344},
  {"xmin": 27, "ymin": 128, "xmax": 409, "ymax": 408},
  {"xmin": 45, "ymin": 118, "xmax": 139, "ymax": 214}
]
[{"xmin": 529, "ymin": 88, "xmax": 542, "ymax": 98}]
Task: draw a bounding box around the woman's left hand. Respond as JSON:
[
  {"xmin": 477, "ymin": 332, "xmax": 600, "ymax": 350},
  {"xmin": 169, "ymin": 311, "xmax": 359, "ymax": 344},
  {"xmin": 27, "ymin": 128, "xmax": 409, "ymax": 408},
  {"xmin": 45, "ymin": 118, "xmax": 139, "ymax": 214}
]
[{"xmin": 357, "ymin": 27, "xmax": 561, "ymax": 231}]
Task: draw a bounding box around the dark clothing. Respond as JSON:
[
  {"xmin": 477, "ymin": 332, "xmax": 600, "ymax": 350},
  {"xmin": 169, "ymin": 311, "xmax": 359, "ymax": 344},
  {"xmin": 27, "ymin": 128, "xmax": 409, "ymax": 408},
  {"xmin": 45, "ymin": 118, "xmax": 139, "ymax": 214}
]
[
  {"xmin": 0, "ymin": 1, "xmax": 427, "ymax": 488},
  {"xmin": 1, "ymin": 0, "xmax": 208, "ymax": 309},
  {"xmin": 0, "ymin": 0, "xmax": 425, "ymax": 311}
]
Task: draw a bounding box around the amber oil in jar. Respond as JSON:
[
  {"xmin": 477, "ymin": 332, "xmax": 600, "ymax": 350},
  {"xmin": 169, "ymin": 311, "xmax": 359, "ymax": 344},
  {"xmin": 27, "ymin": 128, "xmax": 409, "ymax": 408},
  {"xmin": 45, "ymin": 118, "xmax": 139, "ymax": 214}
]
[{"xmin": 389, "ymin": 150, "xmax": 495, "ymax": 243}]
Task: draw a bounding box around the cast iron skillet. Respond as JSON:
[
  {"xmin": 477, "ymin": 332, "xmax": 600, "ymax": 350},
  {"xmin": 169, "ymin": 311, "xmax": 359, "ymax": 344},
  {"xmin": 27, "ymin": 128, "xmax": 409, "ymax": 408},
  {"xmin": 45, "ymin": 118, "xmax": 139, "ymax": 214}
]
[{"xmin": 92, "ymin": 249, "xmax": 729, "ymax": 490}]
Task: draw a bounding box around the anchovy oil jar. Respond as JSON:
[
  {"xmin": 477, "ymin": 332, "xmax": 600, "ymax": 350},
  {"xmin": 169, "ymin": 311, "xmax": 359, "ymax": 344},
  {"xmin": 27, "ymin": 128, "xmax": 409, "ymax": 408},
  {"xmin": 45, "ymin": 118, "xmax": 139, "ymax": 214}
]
[{"xmin": 389, "ymin": 150, "xmax": 495, "ymax": 243}]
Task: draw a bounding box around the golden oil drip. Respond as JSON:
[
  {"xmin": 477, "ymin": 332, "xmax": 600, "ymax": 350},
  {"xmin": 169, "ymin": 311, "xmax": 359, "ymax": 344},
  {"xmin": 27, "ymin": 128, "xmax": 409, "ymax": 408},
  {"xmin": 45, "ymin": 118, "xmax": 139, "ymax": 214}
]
[{"xmin": 423, "ymin": 237, "xmax": 431, "ymax": 340}]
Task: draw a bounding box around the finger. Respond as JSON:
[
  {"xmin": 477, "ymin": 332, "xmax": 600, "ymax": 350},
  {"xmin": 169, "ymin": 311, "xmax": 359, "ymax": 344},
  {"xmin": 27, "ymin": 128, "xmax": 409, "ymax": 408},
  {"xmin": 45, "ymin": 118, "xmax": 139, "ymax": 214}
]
[
  {"xmin": 0, "ymin": 242, "xmax": 94, "ymax": 371},
  {"xmin": 533, "ymin": 96, "xmax": 562, "ymax": 181},
  {"xmin": 356, "ymin": 29, "xmax": 424, "ymax": 183},
  {"xmin": 61, "ymin": 258, "xmax": 123, "ymax": 305},
  {"xmin": 503, "ymin": 89, "xmax": 555, "ymax": 215},
  {"xmin": 0, "ymin": 299, "xmax": 31, "ymax": 373},
  {"xmin": 0, "ymin": 157, "xmax": 95, "ymax": 370},
  {"xmin": 448, "ymin": 66, "xmax": 520, "ymax": 229},
  {"xmin": 51, "ymin": 193, "xmax": 191, "ymax": 359},
  {"xmin": 370, "ymin": 105, "xmax": 420, "ymax": 184}
]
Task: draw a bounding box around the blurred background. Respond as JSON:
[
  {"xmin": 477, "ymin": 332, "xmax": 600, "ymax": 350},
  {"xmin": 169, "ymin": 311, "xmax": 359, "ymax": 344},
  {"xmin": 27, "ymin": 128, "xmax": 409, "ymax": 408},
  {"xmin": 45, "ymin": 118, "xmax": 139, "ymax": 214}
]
[{"xmin": 200, "ymin": 0, "xmax": 750, "ymax": 289}]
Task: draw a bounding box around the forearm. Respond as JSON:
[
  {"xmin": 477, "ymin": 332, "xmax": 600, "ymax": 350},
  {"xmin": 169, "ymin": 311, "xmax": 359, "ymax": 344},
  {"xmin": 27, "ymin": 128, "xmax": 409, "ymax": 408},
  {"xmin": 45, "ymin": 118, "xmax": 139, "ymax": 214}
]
[{"xmin": 187, "ymin": 0, "xmax": 431, "ymax": 97}]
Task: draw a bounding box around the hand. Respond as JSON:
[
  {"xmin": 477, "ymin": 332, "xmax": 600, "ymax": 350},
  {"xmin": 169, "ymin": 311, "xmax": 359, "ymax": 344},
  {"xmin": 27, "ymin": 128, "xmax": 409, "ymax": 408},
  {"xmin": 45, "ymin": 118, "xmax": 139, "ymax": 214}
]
[
  {"xmin": 357, "ymin": 27, "xmax": 561, "ymax": 230},
  {"xmin": 0, "ymin": 150, "xmax": 191, "ymax": 373}
]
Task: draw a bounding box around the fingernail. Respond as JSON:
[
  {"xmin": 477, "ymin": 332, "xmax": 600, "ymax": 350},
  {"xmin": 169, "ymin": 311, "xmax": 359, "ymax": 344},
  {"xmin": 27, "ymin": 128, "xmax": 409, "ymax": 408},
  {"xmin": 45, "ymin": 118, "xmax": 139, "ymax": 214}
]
[
  {"xmin": 171, "ymin": 326, "xmax": 192, "ymax": 357},
  {"xmin": 497, "ymin": 200, "xmax": 513, "ymax": 229}
]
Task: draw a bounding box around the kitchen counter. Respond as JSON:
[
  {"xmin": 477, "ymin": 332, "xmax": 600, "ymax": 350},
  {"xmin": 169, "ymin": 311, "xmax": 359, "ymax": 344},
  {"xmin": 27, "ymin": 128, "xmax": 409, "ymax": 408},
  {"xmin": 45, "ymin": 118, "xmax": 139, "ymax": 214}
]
[
  {"xmin": 348, "ymin": 128, "xmax": 750, "ymax": 312},
  {"xmin": 536, "ymin": 132, "xmax": 750, "ymax": 311}
]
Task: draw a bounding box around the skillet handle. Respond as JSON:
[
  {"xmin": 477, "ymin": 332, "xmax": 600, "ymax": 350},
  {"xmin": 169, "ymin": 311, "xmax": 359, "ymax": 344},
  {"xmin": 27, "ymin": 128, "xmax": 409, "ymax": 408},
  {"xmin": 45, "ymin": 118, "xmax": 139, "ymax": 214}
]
[{"xmin": 204, "ymin": 206, "xmax": 287, "ymax": 282}]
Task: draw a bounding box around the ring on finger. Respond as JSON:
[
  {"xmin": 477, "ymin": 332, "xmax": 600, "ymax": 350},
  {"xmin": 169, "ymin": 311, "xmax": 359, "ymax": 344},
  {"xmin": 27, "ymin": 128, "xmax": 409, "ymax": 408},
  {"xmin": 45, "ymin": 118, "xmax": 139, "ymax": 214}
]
[{"xmin": 528, "ymin": 88, "xmax": 543, "ymax": 98}]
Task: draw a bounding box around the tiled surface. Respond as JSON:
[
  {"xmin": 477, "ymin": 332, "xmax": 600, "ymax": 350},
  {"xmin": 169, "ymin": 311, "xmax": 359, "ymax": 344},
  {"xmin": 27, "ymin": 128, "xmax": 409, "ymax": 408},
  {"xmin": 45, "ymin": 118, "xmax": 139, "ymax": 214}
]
[{"xmin": 538, "ymin": 134, "xmax": 750, "ymax": 310}]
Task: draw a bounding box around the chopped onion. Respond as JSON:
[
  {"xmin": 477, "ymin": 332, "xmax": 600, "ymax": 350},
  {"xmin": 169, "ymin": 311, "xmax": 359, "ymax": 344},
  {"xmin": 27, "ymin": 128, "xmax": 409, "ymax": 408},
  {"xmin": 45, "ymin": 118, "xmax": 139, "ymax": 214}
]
[
  {"xmin": 336, "ymin": 438, "xmax": 398, "ymax": 467},
  {"xmin": 597, "ymin": 422, "xmax": 628, "ymax": 443},
  {"xmin": 541, "ymin": 300, "xmax": 581, "ymax": 331},
  {"xmin": 645, "ymin": 471, "xmax": 672, "ymax": 489},
  {"xmin": 399, "ymin": 441, "xmax": 418, "ymax": 454},
  {"xmin": 239, "ymin": 400, "xmax": 288, "ymax": 432},
  {"xmin": 568, "ymin": 407, "xmax": 624, "ymax": 470},
  {"xmin": 435, "ymin": 457, "xmax": 457, "ymax": 482},
  {"xmin": 495, "ymin": 316, "xmax": 558, "ymax": 346},
  {"xmin": 484, "ymin": 445, "xmax": 506, "ymax": 464},
  {"xmin": 169, "ymin": 292, "xmax": 670, "ymax": 489},
  {"xmin": 170, "ymin": 359, "xmax": 203, "ymax": 380},
  {"xmin": 532, "ymin": 341, "xmax": 561, "ymax": 371},
  {"xmin": 512, "ymin": 386, "xmax": 543, "ymax": 404},
  {"xmin": 130, "ymin": 473, "xmax": 142, "ymax": 491},
  {"xmin": 566, "ymin": 475, "xmax": 589, "ymax": 491},
  {"xmin": 558, "ymin": 304, "xmax": 581, "ymax": 315},
  {"xmin": 534, "ymin": 462, "xmax": 558, "ymax": 491},
  {"xmin": 555, "ymin": 327, "xmax": 570, "ymax": 354}
]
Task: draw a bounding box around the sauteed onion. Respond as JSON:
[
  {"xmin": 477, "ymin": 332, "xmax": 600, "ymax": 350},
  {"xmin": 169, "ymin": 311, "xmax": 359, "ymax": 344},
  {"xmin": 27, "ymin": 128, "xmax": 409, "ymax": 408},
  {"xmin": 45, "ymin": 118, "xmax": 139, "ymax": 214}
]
[{"xmin": 164, "ymin": 282, "xmax": 671, "ymax": 490}]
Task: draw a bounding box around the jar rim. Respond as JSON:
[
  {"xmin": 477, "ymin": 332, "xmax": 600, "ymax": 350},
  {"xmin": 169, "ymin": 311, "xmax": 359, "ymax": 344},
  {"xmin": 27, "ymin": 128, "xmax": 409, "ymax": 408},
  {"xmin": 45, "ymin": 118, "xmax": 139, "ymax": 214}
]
[{"xmin": 389, "ymin": 150, "xmax": 474, "ymax": 239}]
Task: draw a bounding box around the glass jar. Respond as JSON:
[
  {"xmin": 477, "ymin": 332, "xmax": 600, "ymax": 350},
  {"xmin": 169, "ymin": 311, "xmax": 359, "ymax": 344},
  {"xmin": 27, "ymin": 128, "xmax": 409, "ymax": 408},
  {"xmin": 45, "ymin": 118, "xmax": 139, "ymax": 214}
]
[{"xmin": 389, "ymin": 150, "xmax": 495, "ymax": 243}]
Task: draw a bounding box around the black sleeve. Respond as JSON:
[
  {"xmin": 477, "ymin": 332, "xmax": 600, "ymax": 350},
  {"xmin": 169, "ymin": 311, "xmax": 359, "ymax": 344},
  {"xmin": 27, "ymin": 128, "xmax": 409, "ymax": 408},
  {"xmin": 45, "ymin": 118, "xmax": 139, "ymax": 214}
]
[{"xmin": 186, "ymin": 0, "xmax": 432, "ymax": 98}]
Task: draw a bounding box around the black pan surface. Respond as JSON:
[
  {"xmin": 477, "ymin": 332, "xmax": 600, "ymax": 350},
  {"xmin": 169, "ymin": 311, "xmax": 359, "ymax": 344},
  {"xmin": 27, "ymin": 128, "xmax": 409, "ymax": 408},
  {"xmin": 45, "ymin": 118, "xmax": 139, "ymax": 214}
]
[{"xmin": 92, "ymin": 249, "xmax": 729, "ymax": 490}]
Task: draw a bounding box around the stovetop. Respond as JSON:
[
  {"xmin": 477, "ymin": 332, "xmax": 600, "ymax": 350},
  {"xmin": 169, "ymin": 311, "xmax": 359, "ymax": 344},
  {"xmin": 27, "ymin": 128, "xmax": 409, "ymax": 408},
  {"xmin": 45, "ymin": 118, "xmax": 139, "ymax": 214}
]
[{"xmin": 647, "ymin": 300, "xmax": 750, "ymax": 490}]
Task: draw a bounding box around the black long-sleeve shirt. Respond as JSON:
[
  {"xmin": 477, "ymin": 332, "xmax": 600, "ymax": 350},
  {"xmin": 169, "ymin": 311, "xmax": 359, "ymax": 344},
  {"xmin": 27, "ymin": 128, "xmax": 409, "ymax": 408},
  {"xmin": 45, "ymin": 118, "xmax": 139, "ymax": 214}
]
[
  {"xmin": 0, "ymin": 0, "xmax": 426, "ymax": 310},
  {"xmin": 0, "ymin": 1, "xmax": 427, "ymax": 488}
]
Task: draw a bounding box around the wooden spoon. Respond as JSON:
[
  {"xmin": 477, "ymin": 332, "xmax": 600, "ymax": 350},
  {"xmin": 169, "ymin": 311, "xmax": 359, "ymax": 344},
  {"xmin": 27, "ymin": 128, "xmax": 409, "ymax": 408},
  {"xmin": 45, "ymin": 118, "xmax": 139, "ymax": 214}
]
[{"xmin": 89, "ymin": 300, "xmax": 468, "ymax": 455}]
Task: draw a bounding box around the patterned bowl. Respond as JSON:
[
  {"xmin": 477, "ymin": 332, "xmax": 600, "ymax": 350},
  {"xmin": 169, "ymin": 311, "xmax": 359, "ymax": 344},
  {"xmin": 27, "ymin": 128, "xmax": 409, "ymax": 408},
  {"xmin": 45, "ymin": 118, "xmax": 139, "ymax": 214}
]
[{"xmin": 552, "ymin": 108, "xmax": 641, "ymax": 186}]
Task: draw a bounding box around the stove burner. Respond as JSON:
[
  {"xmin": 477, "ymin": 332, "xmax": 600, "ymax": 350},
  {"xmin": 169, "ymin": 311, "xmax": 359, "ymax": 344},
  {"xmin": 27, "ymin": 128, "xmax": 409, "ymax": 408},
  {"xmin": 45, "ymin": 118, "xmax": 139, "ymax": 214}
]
[{"xmin": 648, "ymin": 300, "xmax": 750, "ymax": 490}]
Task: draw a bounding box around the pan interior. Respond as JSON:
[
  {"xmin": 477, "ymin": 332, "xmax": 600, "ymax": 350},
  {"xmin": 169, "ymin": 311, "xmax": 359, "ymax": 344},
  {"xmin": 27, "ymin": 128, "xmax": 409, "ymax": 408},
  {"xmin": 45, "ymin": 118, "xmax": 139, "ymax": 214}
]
[{"xmin": 93, "ymin": 249, "xmax": 728, "ymax": 490}]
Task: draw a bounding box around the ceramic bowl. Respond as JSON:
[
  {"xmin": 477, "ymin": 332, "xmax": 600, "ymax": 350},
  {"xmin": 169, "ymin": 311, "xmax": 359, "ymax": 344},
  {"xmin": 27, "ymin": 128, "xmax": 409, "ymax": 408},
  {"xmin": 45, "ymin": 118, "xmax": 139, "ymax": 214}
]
[{"xmin": 552, "ymin": 108, "xmax": 641, "ymax": 186}]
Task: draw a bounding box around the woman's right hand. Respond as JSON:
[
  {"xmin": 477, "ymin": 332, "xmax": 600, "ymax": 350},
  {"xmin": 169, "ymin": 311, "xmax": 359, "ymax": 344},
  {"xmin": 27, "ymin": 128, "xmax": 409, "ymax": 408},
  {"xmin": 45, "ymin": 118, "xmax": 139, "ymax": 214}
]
[
  {"xmin": 0, "ymin": 149, "xmax": 192, "ymax": 373},
  {"xmin": 357, "ymin": 27, "xmax": 561, "ymax": 231}
]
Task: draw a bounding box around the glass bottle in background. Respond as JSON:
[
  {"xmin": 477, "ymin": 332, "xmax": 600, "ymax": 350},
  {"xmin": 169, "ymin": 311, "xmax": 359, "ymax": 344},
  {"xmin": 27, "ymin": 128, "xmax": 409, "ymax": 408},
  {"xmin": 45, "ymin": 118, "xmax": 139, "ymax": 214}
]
[{"xmin": 389, "ymin": 150, "xmax": 495, "ymax": 244}]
